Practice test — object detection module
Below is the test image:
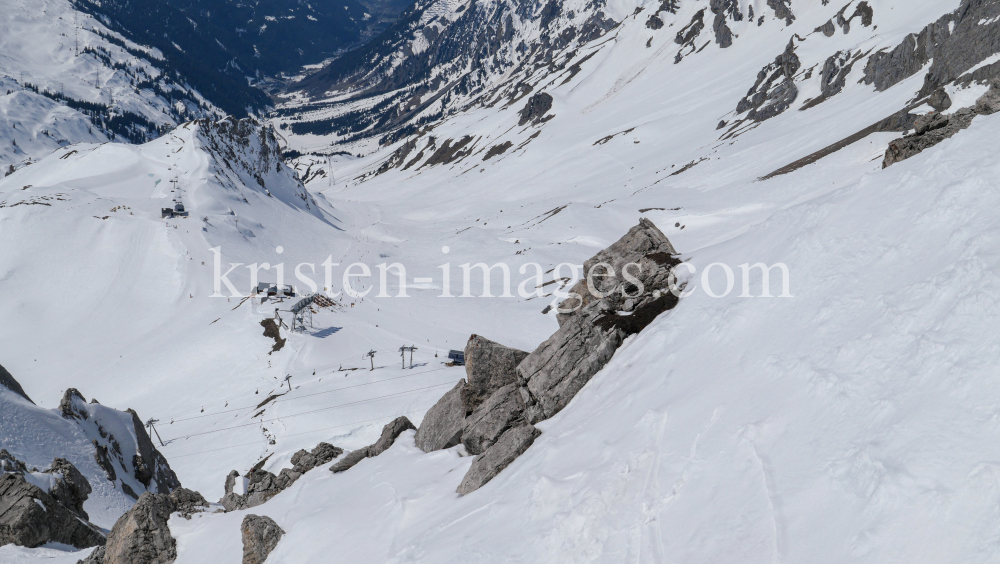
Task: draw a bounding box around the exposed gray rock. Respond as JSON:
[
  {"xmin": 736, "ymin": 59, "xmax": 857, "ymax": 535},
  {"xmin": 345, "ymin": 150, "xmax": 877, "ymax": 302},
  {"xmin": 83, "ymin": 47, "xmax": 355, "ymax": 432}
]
[
  {"xmin": 44, "ymin": 458, "xmax": 92, "ymax": 520},
  {"xmin": 928, "ymin": 88, "xmax": 953, "ymax": 112},
  {"xmin": 863, "ymin": 0, "xmax": 1000, "ymax": 97},
  {"xmin": 222, "ymin": 442, "xmax": 344, "ymax": 511},
  {"xmin": 123, "ymin": 409, "xmax": 181, "ymax": 495},
  {"xmin": 710, "ymin": 0, "xmax": 743, "ymax": 49},
  {"xmin": 290, "ymin": 442, "xmax": 344, "ymax": 473},
  {"xmin": 735, "ymin": 38, "xmax": 800, "ymax": 121},
  {"xmin": 461, "ymin": 384, "xmax": 527, "ymax": 456},
  {"xmin": 975, "ymin": 81, "xmax": 1000, "ymax": 114},
  {"xmin": 883, "ymin": 81, "xmax": 1000, "ymax": 168},
  {"xmin": 414, "ymin": 379, "xmax": 468, "ymax": 453},
  {"xmin": 0, "ymin": 449, "xmax": 28, "ymax": 474},
  {"xmin": 370, "ymin": 416, "xmax": 416, "ymax": 456},
  {"xmin": 60, "ymin": 388, "xmax": 89, "ymax": 419},
  {"xmin": 331, "ymin": 416, "xmax": 416, "ymax": 473},
  {"xmin": 461, "ymin": 336, "xmax": 529, "ymax": 414},
  {"xmin": 645, "ymin": 15, "xmax": 663, "ymax": 30},
  {"xmin": 883, "ymin": 108, "xmax": 977, "ymax": 167},
  {"xmin": 92, "ymin": 488, "xmax": 207, "ymax": 564},
  {"xmin": 673, "ymin": 8, "xmax": 705, "ymax": 63},
  {"xmin": 0, "ymin": 363, "xmax": 33, "ymax": 404},
  {"xmin": 517, "ymin": 219, "xmax": 680, "ymax": 422},
  {"xmin": 518, "ymin": 93, "xmax": 553, "ymax": 126},
  {"xmin": 241, "ymin": 515, "xmax": 284, "ymax": 564},
  {"xmin": 0, "ymin": 473, "xmax": 105, "ymax": 549},
  {"xmin": 457, "ymin": 425, "xmax": 541, "ymax": 495},
  {"xmin": 767, "ymin": 0, "xmax": 795, "ymax": 25},
  {"xmin": 328, "ymin": 447, "xmax": 371, "ymax": 474}
]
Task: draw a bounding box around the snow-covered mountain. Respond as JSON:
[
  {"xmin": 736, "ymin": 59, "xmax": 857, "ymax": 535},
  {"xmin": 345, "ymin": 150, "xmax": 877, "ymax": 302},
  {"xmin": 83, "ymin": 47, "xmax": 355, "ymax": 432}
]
[
  {"xmin": 0, "ymin": 0, "xmax": 230, "ymax": 173},
  {"xmin": 4, "ymin": 0, "xmax": 1000, "ymax": 562}
]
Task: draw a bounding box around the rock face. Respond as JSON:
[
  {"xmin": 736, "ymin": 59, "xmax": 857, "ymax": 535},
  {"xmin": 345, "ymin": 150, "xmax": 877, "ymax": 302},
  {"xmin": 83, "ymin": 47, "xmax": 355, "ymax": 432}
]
[
  {"xmin": 88, "ymin": 488, "xmax": 208, "ymax": 564},
  {"xmin": 241, "ymin": 515, "xmax": 284, "ymax": 564},
  {"xmin": 44, "ymin": 458, "xmax": 92, "ymax": 520},
  {"xmin": 0, "ymin": 472, "xmax": 106, "ymax": 549},
  {"xmin": 517, "ymin": 219, "xmax": 680, "ymax": 423},
  {"xmin": 461, "ymin": 384, "xmax": 527, "ymax": 456},
  {"xmin": 330, "ymin": 416, "xmax": 415, "ymax": 473},
  {"xmin": 456, "ymin": 425, "xmax": 541, "ymax": 495},
  {"xmin": 0, "ymin": 363, "xmax": 33, "ymax": 404},
  {"xmin": 735, "ymin": 38, "xmax": 800, "ymax": 122},
  {"xmin": 518, "ymin": 93, "xmax": 553, "ymax": 126},
  {"xmin": 414, "ymin": 380, "xmax": 468, "ymax": 453},
  {"xmin": 59, "ymin": 388, "xmax": 181, "ymax": 499},
  {"xmin": 460, "ymin": 336, "xmax": 529, "ymax": 414}
]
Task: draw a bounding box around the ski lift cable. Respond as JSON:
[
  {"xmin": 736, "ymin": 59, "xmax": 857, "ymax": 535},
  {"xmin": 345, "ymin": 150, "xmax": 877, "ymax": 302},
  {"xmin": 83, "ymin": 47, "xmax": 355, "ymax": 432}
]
[
  {"xmin": 167, "ymin": 408, "xmax": 432, "ymax": 460},
  {"xmin": 168, "ymin": 366, "xmax": 453, "ymax": 424},
  {"xmin": 165, "ymin": 337, "xmax": 458, "ymax": 419},
  {"xmin": 160, "ymin": 382, "xmax": 454, "ymax": 443}
]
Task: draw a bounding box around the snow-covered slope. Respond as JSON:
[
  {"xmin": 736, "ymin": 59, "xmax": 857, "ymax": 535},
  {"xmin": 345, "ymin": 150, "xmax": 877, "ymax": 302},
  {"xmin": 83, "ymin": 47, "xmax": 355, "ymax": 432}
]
[{"xmin": 4, "ymin": 0, "xmax": 1000, "ymax": 561}]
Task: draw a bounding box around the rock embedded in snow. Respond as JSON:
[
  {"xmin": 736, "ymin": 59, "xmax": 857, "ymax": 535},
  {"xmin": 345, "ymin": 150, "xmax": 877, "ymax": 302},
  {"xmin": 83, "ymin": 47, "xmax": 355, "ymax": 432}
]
[
  {"xmin": 518, "ymin": 219, "xmax": 680, "ymax": 422},
  {"xmin": 222, "ymin": 442, "xmax": 344, "ymax": 510},
  {"xmin": 370, "ymin": 416, "xmax": 416, "ymax": 456},
  {"xmin": 414, "ymin": 379, "xmax": 468, "ymax": 452},
  {"xmin": 241, "ymin": 514, "xmax": 285, "ymax": 564},
  {"xmin": 882, "ymin": 82, "xmax": 1000, "ymax": 168},
  {"xmin": 332, "ymin": 416, "xmax": 416, "ymax": 473},
  {"xmin": 456, "ymin": 425, "xmax": 541, "ymax": 495},
  {"xmin": 460, "ymin": 335, "xmax": 529, "ymax": 414},
  {"xmin": 328, "ymin": 447, "xmax": 372, "ymax": 474},
  {"xmin": 0, "ymin": 472, "xmax": 106, "ymax": 549},
  {"xmin": 461, "ymin": 383, "xmax": 527, "ymax": 456},
  {"xmin": 290, "ymin": 442, "xmax": 344, "ymax": 473}
]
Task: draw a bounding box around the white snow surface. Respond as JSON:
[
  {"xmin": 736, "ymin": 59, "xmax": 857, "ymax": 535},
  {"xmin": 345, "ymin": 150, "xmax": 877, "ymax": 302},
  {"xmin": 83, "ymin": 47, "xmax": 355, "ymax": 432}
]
[{"xmin": 4, "ymin": 0, "xmax": 1000, "ymax": 561}]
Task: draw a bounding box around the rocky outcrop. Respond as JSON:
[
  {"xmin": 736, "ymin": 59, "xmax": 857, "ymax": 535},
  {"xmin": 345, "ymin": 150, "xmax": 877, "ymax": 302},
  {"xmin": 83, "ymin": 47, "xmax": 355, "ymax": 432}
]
[
  {"xmin": 290, "ymin": 442, "xmax": 344, "ymax": 473},
  {"xmin": 461, "ymin": 336, "xmax": 529, "ymax": 414},
  {"xmin": 85, "ymin": 488, "xmax": 208, "ymax": 564},
  {"xmin": 328, "ymin": 447, "xmax": 371, "ymax": 474},
  {"xmin": 517, "ymin": 219, "xmax": 680, "ymax": 423},
  {"xmin": 414, "ymin": 380, "xmax": 468, "ymax": 453},
  {"xmin": 0, "ymin": 363, "xmax": 33, "ymax": 404},
  {"xmin": 331, "ymin": 416, "xmax": 416, "ymax": 473},
  {"xmin": 58, "ymin": 389, "xmax": 181, "ymax": 499},
  {"xmin": 735, "ymin": 38, "xmax": 800, "ymax": 122},
  {"xmin": 0, "ymin": 472, "xmax": 106, "ymax": 549},
  {"xmin": 126, "ymin": 409, "xmax": 181, "ymax": 495},
  {"xmin": 767, "ymin": 0, "xmax": 795, "ymax": 25},
  {"xmin": 461, "ymin": 384, "xmax": 527, "ymax": 456},
  {"xmin": 456, "ymin": 425, "xmax": 541, "ymax": 495},
  {"xmin": 221, "ymin": 442, "xmax": 345, "ymax": 511},
  {"xmin": 451, "ymin": 220, "xmax": 681, "ymax": 494},
  {"xmin": 518, "ymin": 93, "xmax": 553, "ymax": 126},
  {"xmin": 44, "ymin": 458, "xmax": 92, "ymax": 520},
  {"xmin": 883, "ymin": 83, "xmax": 1000, "ymax": 167},
  {"xmin": 370, "ymin": 416, "xmax": 417, "ymax": 456},
  {"xmin": 241, "ymin": 515, "xmax": 284, "ymax": 564},
  {"xmin": 863, "ymin": 0, "xmax": 1000, "ymax": 98}
]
